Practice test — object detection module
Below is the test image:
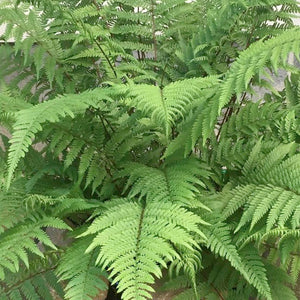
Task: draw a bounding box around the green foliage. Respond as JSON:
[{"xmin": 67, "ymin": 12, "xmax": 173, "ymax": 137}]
[
  {"xmin": 0, "ymin": 206, "xmax": 70, "ymax": 280},
  {"xmin": 6, "ymin": 88, "xmax": 112, "ymax": 187},
  {"xmin": 0, "ymin": 0, "xmax": 300, "ymax": 299},
  {"xmin": 119, "ymin": 159, "xmax": 211, "ymax": 206},
  {"xmin": 124, "ymin": 77, "xmax": 219, "ymax": 136},
  {"xmin": 82, "ymin": 198, "xmax": 205, "ymax": 300},
  {"xmin": 56, "ymin": 236, "xmax": 108, "ymax": 300},
  {"xmin": 0, "ymin": 252, "xmax": 64, "ymax": 300}
]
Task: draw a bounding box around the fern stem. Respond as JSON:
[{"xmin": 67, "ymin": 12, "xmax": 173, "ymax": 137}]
[
  {"xmin": 236, "ymin": 91, "xmax": 248, "ymax": 114},
  {"xmin": 131, "ymin": 204, "xmax": 146, "ymax": 291},
  {"xmin": 2, "ymin": 265, "xmax": 57, "ymax": 294},
  {"xmin": 92, "ymin": 58, "xmax": 102, "ymax": 82},
  {"xmin": 150, "ymin": 0, "xmax": 158, "ymax": 61},
  {"xmin": 245, "ymin": 24, "xmax": 256, "ymax": 50},
  {"xmin": 85, "ymin": 1, "xmax": 118, "ymax": 78},
  {"xmin": 216, "ymin": 95, "xmax": 236, "ymax": 142},
  {"xmin": 199, "ymin": 273, "xmax": 225, "ymax": 300},
  {"xmin": 160, "ymin": 59, "xmax": 169, "ymax": 88},
  {"xmin": 92, "ymin": 0, "xmax": 101, "ymax": 10},
  {"xmin": 101, "ymin": 114, "xmax": 115, "ymax": 133},
  {"xmin": 136, "ymin": 7, "xmax": 143, "ymax": 61},
  {"xmin": 263, "ymin": 242, "xmax": 300, "ymax": 258},
  {"xmin": 98, "ymin": 113, "xmax": 111, "ymax": 139},
  {"xmin": 94, "ymin": 39, "xmax": 117, "ymax": 79},
  {"xmin": 91, "ymin": 0, "xmax": 117, "ymax": 79}
]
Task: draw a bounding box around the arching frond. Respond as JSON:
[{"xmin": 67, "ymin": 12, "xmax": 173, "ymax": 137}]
[
  {"xmin": 6, "ymin": 88, "xmax": 112, "ymax": 187},
  {"xmin": 0, "ymin": 252, "xmax": 64, "ymax": 300},
  {"xmin": 56, "ymin": 236, "xmax": 108, "ymax": 300},
  {"xmin": 0, "ymin": 215, "xmax": 70, "ymax": 279}
]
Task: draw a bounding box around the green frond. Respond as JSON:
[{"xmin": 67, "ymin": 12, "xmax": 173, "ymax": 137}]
[
  {"xmin": 168, "ymin": 246, "xmax": 202, "ymax": 297},
  {"xmin": 1, "ymin": 0, "xmax": 300, "ymax": 298},
  {"xmin": 223, "ymin": 183, "xmax": 300, "ymax": 232},
  {"xmin": 126, "ymin": 77, "xmax": 219, "ymax": 137},
  {"xmin": 0, "ymin": 252, "xmax": 64, "ymax": 300},
  {"xmin": 56, "ymin": 236, "xmax": 108, "ymax": 300},
  {"xmin": 7, "ymin": 88, "xmax": 111, "ymax": 187},
  {"xmin": 173, "ymin": 283, "xmax": 218, "ymax": 300},
  {"xmin": 219, "ymin": 28, "xmax": 300, "ymax": 113},
  {"xmin": 203, "ymin": 220, "xmax": 244, "ymax": 275},
  {"xmin": 119, "ymin": 159, "xmax": 210, "ymax": 207},
  {"xmin": 161, "ymin": 274, "xmax": 190, "ymax": 292},
  {"xmin": 239, "ymin": 246, "xmax": 271, "ymax": 299},
  {"xmin": 81, "ymin": 198, "xmax": 205, "ymax": 300},
  {"xmin": 0, "ymin": 215, "xmax": 70, "ymax": 280},
  {"xmin": 289, "ymin": 255, "xmax": 300, "ymax": 284},
  {"xmin": 0, "ymin": 184, "xmax": 28, "ymax": 233},
  {"xmin": 248, "ymin": 143, "xmax": 295, "ymax": 184},
  {"xmin": 267, "ymin": 264, "xmax": 297, "ymax": 300},
  {"xmin": 203, "ymin": 217, "xmax": 272, "ymax": 299}
]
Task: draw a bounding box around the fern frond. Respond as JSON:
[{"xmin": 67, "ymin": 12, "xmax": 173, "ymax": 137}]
[
  {"xmin": 0, "ymin": 185, "xmax": 28, "ymax": 233},
  {"xmin": 168, "ymin": 246, "xmax": 202, "ymax": 297},
  {"xmin": 203, "ymin": 220, "xmax": 245, "ymax": 275},
  {"xmin": 219, "ymin": 28, "xmax": 300, "ymax": 113},
  {"xmin": 0, "ymin": 215, "xmax": 70, "ymax": 280},
  {"xmin": 56, "ymin": 236, "xmax": 108, "ymax": 300},
  {"xmin": 267, "ymin": 264, "xmax": 297, "ymax": 300},
  {"xmin": 173, "ymin": 282, "xmax": 217, "ymax": 300},
  {"xmin": 0, "ymin": 251, "xmax": 64, "ymax": 300},
  {"xmin": 119, "ymin": 159, "xmax": 210, "ymax": 207},
  {"xmin": 126, "ymin": 77, "xmax": 219, "ymax": 137},
  {"xmin": 204, "ymin": 217, "xmax": 272, "ymax": 299},
  {"xmin": 81, "ymin": 198, "xmax": 205, "ymax": 300},
  {"xmin": 7, "ymin": 88, "xmax": 111, "ymax": 187},
  {"xmin": 239, "ymin": 246, "xmax": 271, "ymax": 298}
]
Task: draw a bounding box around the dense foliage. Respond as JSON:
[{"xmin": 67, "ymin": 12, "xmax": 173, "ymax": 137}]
[{"xmin": 0, "ymin": 0, "xmax": 300, "ymax": 299}]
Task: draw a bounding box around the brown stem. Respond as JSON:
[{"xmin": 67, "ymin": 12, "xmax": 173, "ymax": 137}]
[
  {"xmin": 199, "ymin": 273, "xmax": 225, "ymax": 300},
  {"xmin": 102, "ymin": 115, "xmax": 115, "ymax": 133},
  {"xmin": 136, "ymin": 7, "xmax": 142, "ymax": 61},
  {"xmin": 216, "ymin": 95, "xmax": 236, "ymax": 142},
  {"xmin": 216, "ymin": 11, "xmax": 257, "ymax": 142},
  {"xmin": 92, "ymin": 58, "xmax": 102, "ymax": 82},
  {"xmin": 263, "ymin": 242, "xmax": 300, "ymax": 258},
  {"xmin": 150, "ymin": 0, "xmax": 158, "ymax": 61},
  {"xmin": 89, "ymin": 1, "xmax": 117, "ymax": 78},
  {"xmin": 92, "ymin": 0, "xmax": 101, "ymax": 10},
  {"xmin": 3, "ymin": 265, "xmax": 57, "ymax": 294},
  {"xmin": 99, "ymin": 114, "xmax": 111, "ymax": 138},
  {"xmin": 245, "ymin": 25, "xmax": 255, "ymax": 50},
  {"xmin": 94, "ymin": 39, "xmax": 117, "ymax": 78},
  {"xmin": 160, "ymin": 59, "xmax": 169, "ymax": 88},
  {"xmin": 236, "ymin": 91, "xmax": 248, "ymax": 114}
]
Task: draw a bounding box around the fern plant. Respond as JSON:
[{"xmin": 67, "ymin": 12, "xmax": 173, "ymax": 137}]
[{"xmin": 0, "ymin": 0, "xmax": 300, "ymax": 299}]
